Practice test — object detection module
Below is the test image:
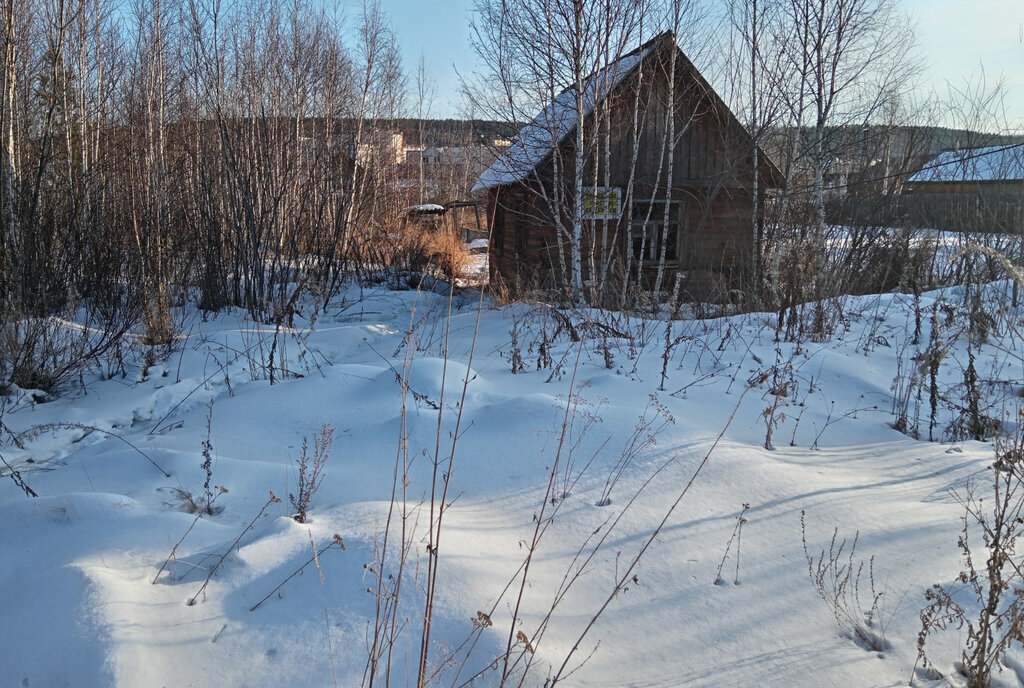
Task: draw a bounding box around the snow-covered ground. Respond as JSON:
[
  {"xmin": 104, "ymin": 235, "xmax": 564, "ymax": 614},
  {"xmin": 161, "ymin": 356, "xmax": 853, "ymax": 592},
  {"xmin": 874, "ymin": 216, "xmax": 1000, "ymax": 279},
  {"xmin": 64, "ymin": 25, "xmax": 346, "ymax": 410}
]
[{"xmin": 3, "ymin": 279, "xmax": 1024, "ymax": 687}]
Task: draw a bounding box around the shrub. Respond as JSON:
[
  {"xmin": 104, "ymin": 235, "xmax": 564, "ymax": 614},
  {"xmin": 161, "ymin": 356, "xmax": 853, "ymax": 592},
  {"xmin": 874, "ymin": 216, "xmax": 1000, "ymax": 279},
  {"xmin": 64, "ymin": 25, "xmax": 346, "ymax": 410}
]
[
  {"xmin": 801, "ymin": 511, "xmax": 888, "ymax": 653},
  {"xmin": 917, "ymin": 413, "xmax": 1024, "ymax": 687},
  {"xmin": 0, "ymin": 294, "xmax": 140, "ymax": 396},
  {"xmin": 425, "ymin": 230, "xmax": 471, "ymax": 283},
  {"xmin": 290, "ymin": 423, "xmax": 335, "ymax": 523}
]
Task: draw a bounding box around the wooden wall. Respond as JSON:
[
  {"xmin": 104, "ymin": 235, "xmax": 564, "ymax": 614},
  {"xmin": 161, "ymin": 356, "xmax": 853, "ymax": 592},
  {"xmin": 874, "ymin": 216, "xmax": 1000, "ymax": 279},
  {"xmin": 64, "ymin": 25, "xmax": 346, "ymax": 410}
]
[{"xmin": 486, "ymin": 39, "xmax": 768, "ymax": 299}]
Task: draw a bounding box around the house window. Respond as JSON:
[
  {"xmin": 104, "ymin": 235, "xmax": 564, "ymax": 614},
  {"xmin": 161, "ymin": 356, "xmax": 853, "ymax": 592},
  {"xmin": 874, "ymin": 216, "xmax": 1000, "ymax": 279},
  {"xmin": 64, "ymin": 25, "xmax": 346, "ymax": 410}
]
[{"xmin": 630, "ymin": 200, "xmax": 683, "ymax": 263}]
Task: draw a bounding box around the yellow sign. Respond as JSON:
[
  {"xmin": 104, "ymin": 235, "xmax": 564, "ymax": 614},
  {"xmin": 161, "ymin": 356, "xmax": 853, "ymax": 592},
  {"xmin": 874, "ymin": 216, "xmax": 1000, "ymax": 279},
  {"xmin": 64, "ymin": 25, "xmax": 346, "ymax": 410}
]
[{"xmin": 582, "ymin": 187, "xmax": 622, "ymax": 219}]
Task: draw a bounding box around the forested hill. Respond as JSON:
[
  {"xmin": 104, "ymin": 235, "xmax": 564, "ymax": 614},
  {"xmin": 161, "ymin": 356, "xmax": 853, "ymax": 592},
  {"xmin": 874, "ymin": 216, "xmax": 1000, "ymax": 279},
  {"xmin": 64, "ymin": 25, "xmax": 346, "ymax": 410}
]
[{"xmin": 388, "ymin": 119, "xmax": 520, "ymax": 147}]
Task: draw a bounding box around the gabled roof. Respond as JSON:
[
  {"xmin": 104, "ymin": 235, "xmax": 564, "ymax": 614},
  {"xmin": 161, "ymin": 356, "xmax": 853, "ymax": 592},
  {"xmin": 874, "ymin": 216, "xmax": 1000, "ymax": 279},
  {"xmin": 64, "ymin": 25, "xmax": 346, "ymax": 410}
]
[
  {"xmin": 472, "ymin": 36, "xmax": 656, "ymax": 192},
  {"xmin": 473, "ymin": 32, "xmax": 781, "ymax": 192},
  {"xmin": 907, "ymin": 144, "xmax": 1024, "ymax": 184}
]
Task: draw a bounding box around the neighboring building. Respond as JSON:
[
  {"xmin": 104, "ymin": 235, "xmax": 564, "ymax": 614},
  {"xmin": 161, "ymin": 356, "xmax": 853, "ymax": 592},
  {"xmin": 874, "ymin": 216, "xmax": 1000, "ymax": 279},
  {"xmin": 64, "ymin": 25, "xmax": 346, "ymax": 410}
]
[
  {"xmin": 899, "ymin": 144, "xmax": 1024, "ymax": 234},
  {"xmin": 407, "ymin": 146, "xmax": 489, "ymax": 167},
  {"xmin": 421, "ymin": 147, "xmax": 446, "ymax": 165},
  {"xmin": 404, "ymin": 147, "xmax": 425, "ymax": 165},
  {"xmin": 472, "ymin": 31, "xmax": 781, "ymax": 301},
  {"xmin": 354, "ymin": 131, "xmax": 406, "ymax": 167},
  {"xmin": 395, "ymin": 143, "xmax": 506, "ymax": 205},
  {"xmin": 905, "ymin": 144, "xmax": 1024, "ymax": 195}
]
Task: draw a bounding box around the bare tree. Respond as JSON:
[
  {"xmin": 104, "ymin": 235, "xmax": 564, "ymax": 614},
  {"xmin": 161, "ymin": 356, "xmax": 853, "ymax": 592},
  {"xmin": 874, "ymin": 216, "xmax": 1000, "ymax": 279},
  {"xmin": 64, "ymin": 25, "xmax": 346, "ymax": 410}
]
[
  {"xmin": 736, "ymin": 0, "xmax": 918, "ymax": 332},
  {"xmin": 723, "ymin": 0, "xmax": 791, "ymax": 302},
  {"xmin": 339, "ymin": 0, "xmax": 405, "ymax": 267},
  {"xmin": 126, "ymin": 0, "xmax": 175, "ymax": 343},
  {"xmin": 469, "ymin": 0, "xmax": 650, "ymax": 304},
  {"xmin": 0, "ymin": 0, "xmax": 417, "ymax": 392},
  {"xmin": 413, "ymin": 52, "xmax": 436, "ymax": 204}
]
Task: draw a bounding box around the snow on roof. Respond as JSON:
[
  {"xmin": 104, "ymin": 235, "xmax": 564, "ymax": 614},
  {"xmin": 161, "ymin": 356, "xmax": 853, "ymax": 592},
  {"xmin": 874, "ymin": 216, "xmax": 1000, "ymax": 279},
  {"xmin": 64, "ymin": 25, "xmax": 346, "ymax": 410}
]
[
  {"xmin": 908, "ymin": 144, "xmax": 1024, "ymax": 184},
  {"xmin": 402, "ymin": 203, "xmax": 446, "ymax": 214},
  {"xmin": 472, "ymin": 42, "xmax": 656, "ymax": 192}
]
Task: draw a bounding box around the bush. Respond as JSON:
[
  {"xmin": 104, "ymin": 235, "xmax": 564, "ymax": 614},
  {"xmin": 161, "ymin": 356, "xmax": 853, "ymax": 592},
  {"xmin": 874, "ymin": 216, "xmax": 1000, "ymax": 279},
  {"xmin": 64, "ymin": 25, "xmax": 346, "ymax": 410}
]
[
  {"xmin": 290, "ymin": 423, "xmax": 335, "ymax": 523},
  {"xmin": 349, "ymin": 222, "xmax": 468, "ymax": 289},
  {"xmin": 801, "ymin": 511, "xmax": 888, "ymax": 653},
  {"xmin": 425, "ymin": 230, "xmax": 471, "ymax": 283},
  {"xmin": 917, "ymin": 414, "xmax": 1024, "ymax": 687},
  {"xmin": 0, "ymin": 300, "xmax": 138, "ymax": 395}
]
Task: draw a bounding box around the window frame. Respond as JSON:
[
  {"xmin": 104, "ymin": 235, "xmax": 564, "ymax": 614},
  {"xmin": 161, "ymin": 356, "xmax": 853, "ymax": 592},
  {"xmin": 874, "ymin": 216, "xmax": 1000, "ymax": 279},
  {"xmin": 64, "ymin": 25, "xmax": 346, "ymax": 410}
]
[{"xmin": 630, "ymin": 199, "xmax": 684, "ymax": 265}]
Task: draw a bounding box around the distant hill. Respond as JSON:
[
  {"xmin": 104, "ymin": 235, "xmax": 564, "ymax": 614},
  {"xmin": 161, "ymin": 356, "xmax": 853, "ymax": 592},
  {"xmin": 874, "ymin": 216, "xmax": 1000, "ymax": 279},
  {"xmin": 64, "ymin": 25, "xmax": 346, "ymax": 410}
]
[
  {"xmin": 393, "ymin": 120, "xmax": 1024, "ymax": 158},
  {"xmin": 388, "ymin": 119, "xmax": 519, "ymax": 147},
  {"xmin": 764, "ymin": 124, "xmax": 1024, "ymax": 163},
  {"xmin": 885, "ymin": 126, "xmax": 1024, "ymax": 157}
]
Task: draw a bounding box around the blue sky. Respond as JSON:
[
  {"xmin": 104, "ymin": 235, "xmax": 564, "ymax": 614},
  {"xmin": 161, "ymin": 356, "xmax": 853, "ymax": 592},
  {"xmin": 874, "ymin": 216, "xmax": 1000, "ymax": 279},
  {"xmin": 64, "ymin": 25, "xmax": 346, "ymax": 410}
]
[
  {"xmin": 904, "ymin": 0, "xmax": 1024, "ymax": 129},
  {"xmin": 379, "ymin": 0, "xmax": 478, "ymax": 118},
  {"xmin": 382, "ymin": 0, "xmax": 1024, "ymax": 129}
]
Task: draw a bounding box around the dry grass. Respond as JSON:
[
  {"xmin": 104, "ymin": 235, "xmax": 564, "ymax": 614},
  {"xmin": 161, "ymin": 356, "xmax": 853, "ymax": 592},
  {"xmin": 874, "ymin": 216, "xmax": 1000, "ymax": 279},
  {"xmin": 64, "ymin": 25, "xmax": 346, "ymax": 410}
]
[
  {"xmin": 424, "ymin": 230, "xmax": 471, "ymax": 282},
  {"xmin": 347, "ymin": 223, "xmax": 470, "ymax": 285}
]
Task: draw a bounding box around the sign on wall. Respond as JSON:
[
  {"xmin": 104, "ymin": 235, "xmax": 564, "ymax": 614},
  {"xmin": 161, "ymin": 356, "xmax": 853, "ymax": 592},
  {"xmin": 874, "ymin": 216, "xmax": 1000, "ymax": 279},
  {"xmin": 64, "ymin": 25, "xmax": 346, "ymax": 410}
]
[{"xmin": 582, "ymin": 187, "xmax": 622, "ymax": 220}]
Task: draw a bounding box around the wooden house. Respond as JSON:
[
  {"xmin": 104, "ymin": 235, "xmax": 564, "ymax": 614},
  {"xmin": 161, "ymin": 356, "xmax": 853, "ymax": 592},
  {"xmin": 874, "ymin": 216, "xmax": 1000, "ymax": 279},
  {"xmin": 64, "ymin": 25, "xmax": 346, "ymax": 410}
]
[
  {"xmin": 472, "ymin": 31, "xmax": 781, "ymax": 302},
  {"xmin": 905, "ymin": 144, "xmax": 1024, "ymax": 196},
  {"xmin": 902, "ymin": 144, "xmax": 1024, "ymax": 234}
]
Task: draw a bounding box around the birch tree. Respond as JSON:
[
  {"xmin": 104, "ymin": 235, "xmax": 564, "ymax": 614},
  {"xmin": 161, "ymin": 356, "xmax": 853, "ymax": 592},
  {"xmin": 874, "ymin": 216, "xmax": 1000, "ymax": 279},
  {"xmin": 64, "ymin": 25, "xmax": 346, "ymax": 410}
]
[
  {"xmin": 724, "ymin": 0, "xmax": 790, "ymax": 302},
  {"xmin": 469, "ymin": 0, "xmax": 648, "ymax": 304},
  {"xmin": 0, "ymin": 0, "xmax": 21, "ymax": 278},
  {"xmin": 132, "ymin": 0, "xmax": 174, "ymax": 342},
  {"xmin": 778, "ymin": 0, "xmax": 917, "ymax": 331},
  {"xmin": 340, "ymin": 0, "xmax": 404, "ymax": 265}
]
